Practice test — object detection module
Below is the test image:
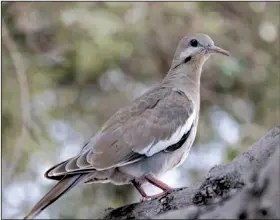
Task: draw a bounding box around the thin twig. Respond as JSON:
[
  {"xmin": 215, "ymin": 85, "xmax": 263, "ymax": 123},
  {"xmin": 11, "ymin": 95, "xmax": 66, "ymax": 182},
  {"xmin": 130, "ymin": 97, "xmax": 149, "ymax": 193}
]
[{"xmin": 2, "ymin": 21, "xmax": 33, "ymax": 183}]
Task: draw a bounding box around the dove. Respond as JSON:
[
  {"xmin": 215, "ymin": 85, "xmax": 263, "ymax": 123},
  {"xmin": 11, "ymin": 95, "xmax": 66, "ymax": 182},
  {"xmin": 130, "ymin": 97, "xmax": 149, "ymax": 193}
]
[{"xmin": 24, "ymin": 33, "xmax": 229, "ymax": 219}]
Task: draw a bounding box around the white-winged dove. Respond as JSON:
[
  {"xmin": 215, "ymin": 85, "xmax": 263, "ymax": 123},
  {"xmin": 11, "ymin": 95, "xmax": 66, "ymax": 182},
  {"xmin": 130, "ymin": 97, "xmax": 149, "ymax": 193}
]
[{"xmin": 24, "ymin": 33, "xmax": 229, "ymax": 219}]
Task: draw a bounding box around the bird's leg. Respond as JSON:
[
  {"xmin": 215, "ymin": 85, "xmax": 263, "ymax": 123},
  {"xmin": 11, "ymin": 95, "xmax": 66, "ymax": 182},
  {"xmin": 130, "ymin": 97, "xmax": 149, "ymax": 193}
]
[
  {"xmin": 144, "ymin": 174, "xmax": 174, "ymax": 195},
  {"xmin": 131, "ymin": 179, "xmax": 149, "ymax": 201},
  {"xmin": 132, "ymin": 175, "xmax": 174, "ymax": 201}
]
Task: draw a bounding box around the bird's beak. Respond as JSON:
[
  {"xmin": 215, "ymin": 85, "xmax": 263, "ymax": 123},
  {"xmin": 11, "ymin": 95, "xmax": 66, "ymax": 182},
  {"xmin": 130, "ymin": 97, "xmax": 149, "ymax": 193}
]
[{"xmin": 206, "ymin": 45, "xmax": 230, "ymax": 56}]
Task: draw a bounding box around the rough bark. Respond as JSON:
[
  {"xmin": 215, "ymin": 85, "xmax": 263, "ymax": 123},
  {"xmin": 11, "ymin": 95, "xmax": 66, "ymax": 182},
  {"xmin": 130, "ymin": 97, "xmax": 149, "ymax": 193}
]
[{"xmin": 99, "ymin": 125, "xmax": 280, "ymax": 219}]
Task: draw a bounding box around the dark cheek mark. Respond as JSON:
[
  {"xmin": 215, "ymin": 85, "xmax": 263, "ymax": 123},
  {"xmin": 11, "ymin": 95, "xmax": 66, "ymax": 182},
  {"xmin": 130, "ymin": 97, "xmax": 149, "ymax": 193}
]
[{"xmin": 184, "ymin": 56, "xmax": 192, "ymax": 63}]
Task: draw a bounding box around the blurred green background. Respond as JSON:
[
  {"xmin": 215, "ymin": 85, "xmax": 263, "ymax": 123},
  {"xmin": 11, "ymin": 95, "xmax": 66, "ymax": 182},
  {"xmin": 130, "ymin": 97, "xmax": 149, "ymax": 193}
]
[{"xmin": 2, "ymin": 2, "xmax": 279, "ymax": 219}]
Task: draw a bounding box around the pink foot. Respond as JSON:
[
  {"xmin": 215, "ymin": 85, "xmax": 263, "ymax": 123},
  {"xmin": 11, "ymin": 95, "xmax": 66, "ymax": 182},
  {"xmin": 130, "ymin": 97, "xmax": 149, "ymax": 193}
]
[
  {"xmin": 140, "ymin": 189, "xmax": 174, "ymax": 202},
  {"xmin": 148, "ymin": 190, "xmax": 172, "ymax": 200}
]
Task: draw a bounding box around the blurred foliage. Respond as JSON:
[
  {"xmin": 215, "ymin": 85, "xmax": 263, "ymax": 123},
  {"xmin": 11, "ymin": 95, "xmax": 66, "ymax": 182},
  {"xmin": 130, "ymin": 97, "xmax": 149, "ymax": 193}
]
[{"xmin": 2, "ymin": 2, "xmax": 279, "ymax": 219}]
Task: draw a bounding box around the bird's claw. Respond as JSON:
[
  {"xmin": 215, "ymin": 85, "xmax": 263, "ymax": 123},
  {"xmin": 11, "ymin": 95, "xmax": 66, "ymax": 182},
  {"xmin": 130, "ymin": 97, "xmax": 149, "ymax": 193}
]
[
  {"xmin": 140, "ymin": 197, "xmax": 151, "ymax": 202},
  {"xmin": 140, "ymin": 190, "xmax": 172, "ymax": 202}
]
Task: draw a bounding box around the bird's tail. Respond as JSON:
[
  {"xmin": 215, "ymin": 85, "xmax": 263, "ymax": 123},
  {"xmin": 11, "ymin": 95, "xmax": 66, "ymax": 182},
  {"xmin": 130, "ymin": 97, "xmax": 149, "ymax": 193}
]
[{"xmin": 24, "ymin": 174, "xmax": 85, "ymax": 219}]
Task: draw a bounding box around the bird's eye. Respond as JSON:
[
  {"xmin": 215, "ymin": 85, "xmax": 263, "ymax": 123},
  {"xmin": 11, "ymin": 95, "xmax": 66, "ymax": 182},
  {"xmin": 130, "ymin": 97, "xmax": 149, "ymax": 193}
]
[{"xmin": 190, "ymin": 39, "xmax": 198, "ymax": 47}]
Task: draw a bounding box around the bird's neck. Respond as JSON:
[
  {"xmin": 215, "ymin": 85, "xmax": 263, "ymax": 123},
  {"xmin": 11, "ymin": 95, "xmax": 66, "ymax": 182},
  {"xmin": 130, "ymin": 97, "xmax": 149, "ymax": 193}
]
[{"xmin": 162, "ymin": 62, "xmax": 203, "ymax": 103}]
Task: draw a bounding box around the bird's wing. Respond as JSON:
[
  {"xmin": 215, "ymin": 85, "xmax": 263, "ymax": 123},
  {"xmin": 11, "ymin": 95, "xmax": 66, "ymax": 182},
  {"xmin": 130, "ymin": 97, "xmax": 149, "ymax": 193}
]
[{"xmin": 46, "ymin": 86, "xmax": 195, "ymax": 178}]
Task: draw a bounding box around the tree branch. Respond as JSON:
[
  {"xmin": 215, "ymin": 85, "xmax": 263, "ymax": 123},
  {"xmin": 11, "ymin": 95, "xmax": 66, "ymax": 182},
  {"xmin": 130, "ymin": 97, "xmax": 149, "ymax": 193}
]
[{"xmin": 99, "ymin": 124, "xmax": 280, "ymax": 219}]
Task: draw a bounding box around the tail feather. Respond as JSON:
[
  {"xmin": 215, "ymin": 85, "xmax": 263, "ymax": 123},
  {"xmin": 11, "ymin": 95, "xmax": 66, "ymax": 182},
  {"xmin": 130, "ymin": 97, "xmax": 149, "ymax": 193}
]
[{"xmin": 24, "ymin": 174, "xmax": 85, "ymax": 219}]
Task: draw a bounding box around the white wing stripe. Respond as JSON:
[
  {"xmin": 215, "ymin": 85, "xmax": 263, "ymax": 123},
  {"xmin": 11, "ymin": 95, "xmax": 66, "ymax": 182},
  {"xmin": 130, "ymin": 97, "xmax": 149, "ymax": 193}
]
[{"xmin": 134, "ymin": 110, "xmax": 196, "ymax": 157}]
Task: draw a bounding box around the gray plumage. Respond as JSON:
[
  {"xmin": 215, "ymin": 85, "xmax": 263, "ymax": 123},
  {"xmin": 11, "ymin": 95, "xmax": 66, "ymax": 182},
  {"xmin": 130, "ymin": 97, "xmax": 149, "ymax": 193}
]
[{"xmin": 24, "ymin": 33, "xmax": 229, "ymax": 219}]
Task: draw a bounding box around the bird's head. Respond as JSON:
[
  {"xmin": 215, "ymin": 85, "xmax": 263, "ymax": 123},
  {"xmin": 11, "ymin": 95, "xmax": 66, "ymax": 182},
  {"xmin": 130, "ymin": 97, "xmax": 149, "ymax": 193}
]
[{"xmin": 172, "ymin": 33, "xmax": 230, "ymax": 69}]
